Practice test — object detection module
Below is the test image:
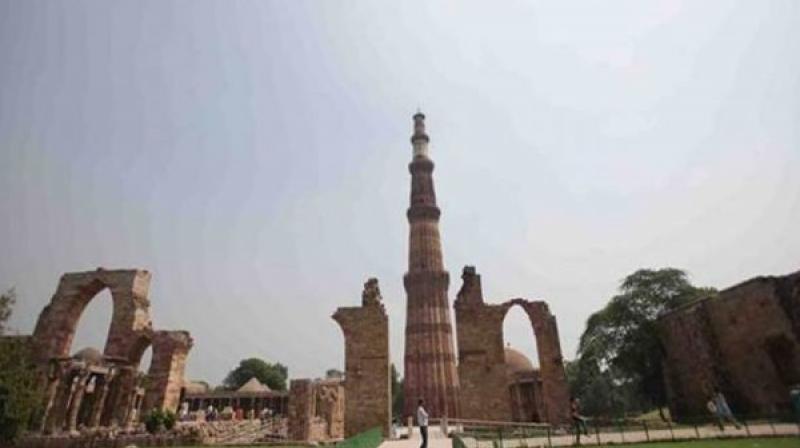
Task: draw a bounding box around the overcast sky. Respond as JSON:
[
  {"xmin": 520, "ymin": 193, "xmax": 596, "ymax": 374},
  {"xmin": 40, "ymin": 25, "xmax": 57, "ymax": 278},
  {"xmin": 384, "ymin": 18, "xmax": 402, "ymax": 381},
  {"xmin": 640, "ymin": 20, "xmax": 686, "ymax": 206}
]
[{"xmin": 1, "ymin": 0, "xmax": 798, "ymax": 385}]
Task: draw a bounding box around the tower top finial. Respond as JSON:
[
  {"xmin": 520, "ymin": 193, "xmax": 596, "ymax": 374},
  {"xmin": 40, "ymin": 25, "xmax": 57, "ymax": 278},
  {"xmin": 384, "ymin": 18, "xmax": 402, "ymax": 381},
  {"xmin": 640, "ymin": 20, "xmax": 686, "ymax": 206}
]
[{"xmin": 411, "ymin": 111, "xmax": 429, "ymax": 145}]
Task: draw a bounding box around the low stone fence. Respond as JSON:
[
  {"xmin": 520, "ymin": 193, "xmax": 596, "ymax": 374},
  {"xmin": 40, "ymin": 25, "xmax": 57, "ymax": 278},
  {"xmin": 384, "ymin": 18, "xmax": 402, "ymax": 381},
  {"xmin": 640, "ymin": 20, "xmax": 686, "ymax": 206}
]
[
  {"xmin": 12, "ymin": 417, "xmax": 292, "ymax": 448},
  {"xmin": 450, "ymin": 414, "xmax": 800, "ymax": 448}
]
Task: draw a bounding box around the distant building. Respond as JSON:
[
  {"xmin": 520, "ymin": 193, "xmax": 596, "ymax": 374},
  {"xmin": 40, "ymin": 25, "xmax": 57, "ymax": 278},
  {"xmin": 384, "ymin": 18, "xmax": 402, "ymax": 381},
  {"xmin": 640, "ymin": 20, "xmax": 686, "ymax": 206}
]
[{"xmin": 183, "ymin": 377, "xmax": 288, "ymax": 416}]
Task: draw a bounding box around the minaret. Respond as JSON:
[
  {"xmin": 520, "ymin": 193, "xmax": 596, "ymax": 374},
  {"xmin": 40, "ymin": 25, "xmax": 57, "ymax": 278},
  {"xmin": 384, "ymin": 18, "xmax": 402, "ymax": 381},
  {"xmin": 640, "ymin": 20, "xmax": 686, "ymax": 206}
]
[{"xmin": 403, "ymin": 112, "xmax": 460, "ymax": 418}]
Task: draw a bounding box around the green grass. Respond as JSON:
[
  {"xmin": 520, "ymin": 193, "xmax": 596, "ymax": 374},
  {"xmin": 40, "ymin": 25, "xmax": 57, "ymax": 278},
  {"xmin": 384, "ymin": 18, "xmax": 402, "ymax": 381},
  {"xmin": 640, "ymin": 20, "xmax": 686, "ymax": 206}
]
[
  {"xmin": 336, "ymin": 427, "xmax": 384, "ymax": 448},
  {"xmin": 174, "ymin": 446, "xmax": 306, "ymax": 448},
  {"xmin": 173, "ymin": 427, "xmax": 384, "ymax": 448},
  {"xmin": 609, "ymin": 437, "xmax": 799, "ymax": 448}
]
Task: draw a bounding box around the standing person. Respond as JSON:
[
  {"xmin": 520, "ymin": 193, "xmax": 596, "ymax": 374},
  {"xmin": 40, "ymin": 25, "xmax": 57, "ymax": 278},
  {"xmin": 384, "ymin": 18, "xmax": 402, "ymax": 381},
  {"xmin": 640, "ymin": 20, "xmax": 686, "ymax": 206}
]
[
  {"xmin": 711, "ymin": 388, "xmax": 741, "ymax": 430},
  {"xmin": 417, "ymin": 399, "xmax": 429, "ymax": 448},
  {"xmin": 206, "ymin": 404, "xmax": 216, "ymax": 422},
  {"xmin": 570, "ymin": 397, "xmax": 589, "ymax": 445}
]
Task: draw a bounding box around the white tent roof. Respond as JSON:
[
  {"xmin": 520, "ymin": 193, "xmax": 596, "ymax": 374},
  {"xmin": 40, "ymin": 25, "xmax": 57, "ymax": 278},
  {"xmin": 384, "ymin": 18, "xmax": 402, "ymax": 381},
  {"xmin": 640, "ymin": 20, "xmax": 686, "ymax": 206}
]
[{"xmin": 237, "ymin": 377, "xmax": 271, "ymax": 393}]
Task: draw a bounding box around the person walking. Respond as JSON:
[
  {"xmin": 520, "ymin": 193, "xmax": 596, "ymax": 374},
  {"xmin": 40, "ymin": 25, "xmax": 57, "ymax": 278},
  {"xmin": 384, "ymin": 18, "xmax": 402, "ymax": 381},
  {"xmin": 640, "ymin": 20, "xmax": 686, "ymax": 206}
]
[
  {"xmin": 710, "ymin": 388, "xmax": 741, "ymax": 430},
  {"xmin": 570, "ymin": 397, "xmax": 589, "ymax": 445},
  {"xmin": 417, "ymin": 399, "xmax": 429, "ymax": 448}
]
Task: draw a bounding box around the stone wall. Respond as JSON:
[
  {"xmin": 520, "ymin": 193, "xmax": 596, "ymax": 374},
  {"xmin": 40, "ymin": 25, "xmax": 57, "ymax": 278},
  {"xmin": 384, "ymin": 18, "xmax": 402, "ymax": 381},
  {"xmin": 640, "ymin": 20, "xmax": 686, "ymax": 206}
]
[
  {"xmin": 287, "ymin": 378, "xmax": 345, "ymax": 442},
  {"xmin": 315, "ymin": 380, "xmax": 345, "ymax": 439},
  {"xmin": 661, "ymin": 271, "xmax": 800, "ymax": 419},
  {"xmin": 454, "ymin": 266, "xmax": 571, "ymax": 425},
  {"xmin": 332, "ymin": 278, "xmax": 391, "ymax": 437},
  {"xmin": 454, "ymin": 268, "xmax": 511, "ymax": 421},
  {"xmin": 288, "ymin": 379, "xmax": 314, "ymax": 441}
]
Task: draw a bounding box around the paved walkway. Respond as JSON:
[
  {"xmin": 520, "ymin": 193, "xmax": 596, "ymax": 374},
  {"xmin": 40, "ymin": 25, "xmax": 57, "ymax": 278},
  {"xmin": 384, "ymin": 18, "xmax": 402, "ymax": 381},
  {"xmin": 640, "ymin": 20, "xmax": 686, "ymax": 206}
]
[
  {"xmin": 381, "ymin": 423, "xmax": 800, "ymax": 448},
  {"xmin": 382, "ymin": 427, "xmax": 452, "ymax": 448}
]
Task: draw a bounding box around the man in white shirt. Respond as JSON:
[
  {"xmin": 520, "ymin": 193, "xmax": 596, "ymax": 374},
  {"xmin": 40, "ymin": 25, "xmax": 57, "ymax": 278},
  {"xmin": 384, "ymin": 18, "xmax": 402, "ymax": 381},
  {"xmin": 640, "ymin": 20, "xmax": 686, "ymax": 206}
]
[{"xmin": 416, "ymin": 399, "xmax": 429, "ymax": 448}]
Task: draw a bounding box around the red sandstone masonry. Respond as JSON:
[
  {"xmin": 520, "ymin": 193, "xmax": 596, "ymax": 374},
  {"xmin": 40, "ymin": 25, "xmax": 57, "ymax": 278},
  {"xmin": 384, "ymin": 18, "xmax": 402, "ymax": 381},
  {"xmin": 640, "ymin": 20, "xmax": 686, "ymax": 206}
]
[
  {"xmin": 403, "ymin": 113, "xmax": 461, "ymax": 419},
  {"xmin": 454, "ymin": 266, "xmax": 571, "ymax": 425},
  {"xmin": 23, "ymin": 268, "xmax": 193, "ymax": 432},
  {"xmin": 660, "ymin": 271, "xmax": 800, "ymax": 419},
  {"xmin": 333, "ymin": 278, "xmax": 391, "ymax": 437}
]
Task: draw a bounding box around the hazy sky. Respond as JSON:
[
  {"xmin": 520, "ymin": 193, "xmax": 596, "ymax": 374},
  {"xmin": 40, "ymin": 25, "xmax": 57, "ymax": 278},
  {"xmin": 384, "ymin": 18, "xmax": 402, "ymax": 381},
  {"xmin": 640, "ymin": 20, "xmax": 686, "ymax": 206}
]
[{"xmin": 1, "ymin": 0, "xmax": 798, "ymax": 385}]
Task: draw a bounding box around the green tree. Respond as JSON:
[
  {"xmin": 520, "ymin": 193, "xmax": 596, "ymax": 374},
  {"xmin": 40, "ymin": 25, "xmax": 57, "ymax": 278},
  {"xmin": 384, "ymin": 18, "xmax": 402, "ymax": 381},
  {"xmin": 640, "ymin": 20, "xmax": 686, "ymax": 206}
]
[
  {"xmin": 575, "ymin": 268, "xmax": 714, "ymax": 419},
  {"xmin": 0, "ymin": 288, "xmax": 42, "ymax": 442},
  {"xmin": 391, "ymin": 364, "xmax": 404, "ymax": 419},
  {"xmin": 223, "ymin": 358, "xmax": 288, "ymax": 391},
  {"xmin": 0, "ymin": 287, "xmax": 15, "ymax": 335}
]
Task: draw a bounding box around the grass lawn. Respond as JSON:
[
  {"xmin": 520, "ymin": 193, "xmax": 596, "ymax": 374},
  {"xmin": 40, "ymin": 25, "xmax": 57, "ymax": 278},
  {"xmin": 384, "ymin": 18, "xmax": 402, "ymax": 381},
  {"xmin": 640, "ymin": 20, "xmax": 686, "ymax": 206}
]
[
  {"xmin": 170, "ymin": 440, "xmax": 800, "ymax": 448},
  {"xmin": 610, "ymin": 437, "xmax": 799, "ymax": 448}
]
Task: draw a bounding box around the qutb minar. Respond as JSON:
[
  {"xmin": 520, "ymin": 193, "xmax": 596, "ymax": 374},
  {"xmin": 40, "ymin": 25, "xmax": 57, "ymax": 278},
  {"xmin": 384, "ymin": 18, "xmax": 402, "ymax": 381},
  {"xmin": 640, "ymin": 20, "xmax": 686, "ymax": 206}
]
[{"xmin": 402, "ymin": 112, "xmax": 460, "ymax": 418}]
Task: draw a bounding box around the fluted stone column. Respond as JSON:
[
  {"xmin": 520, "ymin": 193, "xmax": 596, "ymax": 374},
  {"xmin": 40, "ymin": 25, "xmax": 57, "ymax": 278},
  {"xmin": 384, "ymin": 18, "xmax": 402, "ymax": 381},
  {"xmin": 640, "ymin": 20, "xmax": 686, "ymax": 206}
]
[
  {"xmin": 111, "ymin": 366, "xmax": 138, "ymax": 427},
  {"xmin": 89, "ymin": 369, "xmax": 116, "ymax": 428},
  {"xmin": 402, "ymin": 112, "xmax": 460, "ymax": 419},
  {"xmin": 44, "ymin": 371, "xmax": 74, "ymax": 433},
  {"xmin": 39, "ymin": 363, "xmax": 63, "ymax": 432},
  {"xmin": 66, "ymin": 370, "xmax": 91, "ymax": 432}
]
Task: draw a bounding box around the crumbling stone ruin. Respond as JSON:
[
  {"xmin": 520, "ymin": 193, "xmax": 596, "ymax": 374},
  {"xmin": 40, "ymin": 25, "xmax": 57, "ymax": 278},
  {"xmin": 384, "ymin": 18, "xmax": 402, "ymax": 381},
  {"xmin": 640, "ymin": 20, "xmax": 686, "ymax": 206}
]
[
  {"xmin": 9, "ymin": 268, "xmax": 193, "ymax": 433},
  {"xmin": 332, "ymin": 278, "xmax": 391, "ymax": 437},
  {"xmin": 454, "ymin": 266, "xmax": 571, "ymax": 425},
  {"xmin": 660, "ymin": 270, "xmax": 800, "ymax": 419},
  {"xmin": 287, "ymin": 378, "xmax": 345, "ymax": 442}
]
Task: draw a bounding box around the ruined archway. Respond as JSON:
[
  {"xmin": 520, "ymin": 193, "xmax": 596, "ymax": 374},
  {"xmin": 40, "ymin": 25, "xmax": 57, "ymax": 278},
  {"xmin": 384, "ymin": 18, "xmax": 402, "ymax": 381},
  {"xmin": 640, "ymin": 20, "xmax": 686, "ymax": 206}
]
[
  {"xmin": 71, "ymin": 288, "xmax": 114, "ymax": 357},
  {"xmin": 31, "ymin": 268, "xmax": 194, "ymax": 433},
  {"xmin": 113, "ymin": 328, "xmax": 194, "ymax": 422},
  {"xmin": 503, "ymin": 305, "xmax": 542, "ymax": 422},
  {"xmin": 32, "ymin": 268, "xmax": 153, "ymax": 365},
  {"xmin": 454, "ymin": 266, "xmax": 570, "ymax": 424}
]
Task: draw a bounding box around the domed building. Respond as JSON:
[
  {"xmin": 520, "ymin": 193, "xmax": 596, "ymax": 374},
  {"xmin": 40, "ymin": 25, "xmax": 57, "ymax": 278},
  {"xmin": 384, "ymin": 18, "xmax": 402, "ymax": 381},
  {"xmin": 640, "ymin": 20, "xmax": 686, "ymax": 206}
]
[{"xmin": 504, "ymin": 346, "xmax": 546, "ymax": 422}]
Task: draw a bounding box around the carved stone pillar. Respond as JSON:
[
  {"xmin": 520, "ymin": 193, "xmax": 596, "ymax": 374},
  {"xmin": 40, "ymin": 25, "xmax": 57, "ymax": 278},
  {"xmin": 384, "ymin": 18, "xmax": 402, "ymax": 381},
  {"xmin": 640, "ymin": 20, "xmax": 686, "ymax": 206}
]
[
  {"xmin": 66, "ymin": 370, "xmax": 91, "ymax": 432},
  {"xmin": 39, "ymin": 362, "xmax": 63, "ymax": 432},
  {"xmin": 112, "ymin": 366, "xmax": 137, "ymax": 427},
  {"xmin": 44, "ymin": 370, "xmax": 73, "ymax": 433},
  {"xmin": 89, "ymin": 369, "xmax": 116, "ymax": 428}
]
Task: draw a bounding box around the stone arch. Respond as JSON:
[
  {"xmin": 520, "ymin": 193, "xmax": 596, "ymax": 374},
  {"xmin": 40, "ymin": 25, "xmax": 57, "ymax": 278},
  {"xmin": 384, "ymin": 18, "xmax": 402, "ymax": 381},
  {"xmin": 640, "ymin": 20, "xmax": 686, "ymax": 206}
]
[
  {"xmin": 32, "ymin": 269, "xmax": 153, "ymax": 365},
  {"xmin": 454, "ymin": 266, "xmax": 570, "ymax": 425},
  {"xmin": 141, "ymin": 330, "xmax": 193, "ymax": 413},
  {"xmin": 503, "ymin": 299, "xmax": 570, "ymax": 424},
  {"xmin": 30, "ymin": 268, "xmax": 194, "ymax": 432}
]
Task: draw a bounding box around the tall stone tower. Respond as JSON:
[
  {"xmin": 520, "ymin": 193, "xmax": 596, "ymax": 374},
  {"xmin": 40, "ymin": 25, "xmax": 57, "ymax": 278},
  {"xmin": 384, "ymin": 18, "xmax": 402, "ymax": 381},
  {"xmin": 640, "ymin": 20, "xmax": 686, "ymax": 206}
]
[{"xmin": 403, "ymin": 112, "xmax": 460, "ymax": 418}]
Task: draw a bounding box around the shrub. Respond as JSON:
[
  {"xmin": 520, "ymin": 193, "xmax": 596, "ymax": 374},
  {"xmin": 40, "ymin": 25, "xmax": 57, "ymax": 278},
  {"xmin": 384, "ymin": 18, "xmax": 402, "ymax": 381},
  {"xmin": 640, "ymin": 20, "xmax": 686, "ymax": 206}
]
[
  {"xmin": 162, "ymin": 410, "xmax": 176, "ymax": 430},
  {"xmin": 144, "ymin": 409, "xmax": 164, "ymax": 434},
  {"xmin": 0, "ymin": 336, "xmax": 42, "ymax": 443}
]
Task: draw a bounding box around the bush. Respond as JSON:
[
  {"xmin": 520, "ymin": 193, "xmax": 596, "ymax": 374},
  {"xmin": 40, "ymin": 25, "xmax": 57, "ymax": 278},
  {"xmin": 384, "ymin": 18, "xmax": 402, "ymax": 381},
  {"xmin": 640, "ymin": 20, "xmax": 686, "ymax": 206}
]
[
  {"xmin": 144, "ymin": 408, "xmax": 178, "ymax": 433},
  {"xmin": 162, "ymin": 410, "xmax": 176, "ymax": 430},
  {"xmin": 0, "ymin": 336, "xmax": 42, "ymax": 443},
  {"xmin": 144, "ymin": 409, "xmax": 164, "ymax": 434}
]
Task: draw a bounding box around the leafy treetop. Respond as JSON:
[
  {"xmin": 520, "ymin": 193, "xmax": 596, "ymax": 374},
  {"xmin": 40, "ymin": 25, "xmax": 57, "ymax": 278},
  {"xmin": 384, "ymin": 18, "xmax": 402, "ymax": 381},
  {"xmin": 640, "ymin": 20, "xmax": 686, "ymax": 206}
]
[{"xmin": 223, "ymin": 358, "xmax": 288, "ymax": 391}]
